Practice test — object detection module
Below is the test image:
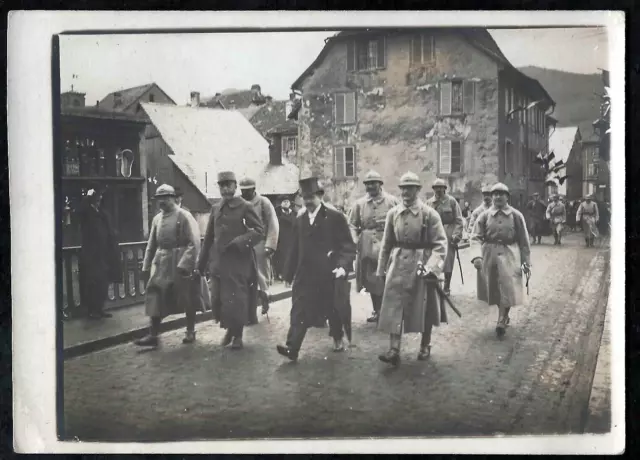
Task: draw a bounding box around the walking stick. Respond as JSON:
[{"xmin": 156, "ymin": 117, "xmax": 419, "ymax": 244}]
[{"xmin": 455, "ymin": 244, "xmax": 464, "ymax": 285}]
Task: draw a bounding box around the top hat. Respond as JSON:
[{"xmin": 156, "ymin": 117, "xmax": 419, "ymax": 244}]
[{"xmin": 299, "ymin": 177, "xmax": 322, "ymax": 196}]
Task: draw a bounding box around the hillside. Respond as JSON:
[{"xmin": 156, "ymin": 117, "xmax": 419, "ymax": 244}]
[{"xmin": 518, "ymin": 66, "xmax": 604, "ymax": 141}]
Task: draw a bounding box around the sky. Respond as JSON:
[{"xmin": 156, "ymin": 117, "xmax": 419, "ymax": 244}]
[{"xmin": 60, "ymin": 28, "xmax": 608, "ymax": 105}]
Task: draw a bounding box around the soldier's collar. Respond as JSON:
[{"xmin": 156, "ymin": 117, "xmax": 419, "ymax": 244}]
[
  {"xmin": 489, "ymin": 205, "xmax": 513, "ymax": 216},
  {"xmin": 401, "ymin": 199, "xmax": 421, "ymax": 215},
  {"xmin": 366, "ymin": 192, "xmax": 385, "ymax": 203},
  {"xmin": 223, "ymin": 196, "xmax": 244, "ymax": 209}
]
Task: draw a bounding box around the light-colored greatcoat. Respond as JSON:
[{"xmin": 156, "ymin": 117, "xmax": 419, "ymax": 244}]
[
  {"xmin": 143, "ymin": 207, "xmax": 204, "ymax": 318},
  {"xmin": 546, "ymin": 201, "xmax": 567, "ymax": 235},
  {"xmin": 576, "ymin": 201, "xmax": 600, "ymax": 239},
  {"xmin": 471, "ymin": 205, "xmax": 531, "ymax": 308},
  {"xmin": 467, "ymin": 202, "xmax": 491, "ymax": 234},
  {"xmin": 376, "ymin": 200, "xmax": 448, "ymax": 334},
  {"xmin": 426, "ymin": 194, "xmax": 464, "ymax": 273},
  {"xmin": 348, "ymin": 191, "xmax": 400, "ymax": 296},
  {"xmin": 247, "ymin": 193, "xmax": 279, "ymax": 291}
]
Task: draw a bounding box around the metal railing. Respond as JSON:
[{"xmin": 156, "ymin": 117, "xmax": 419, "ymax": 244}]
[{"xmin": 61, "ymin": 241, "xmax": 147, "ymax": 319}]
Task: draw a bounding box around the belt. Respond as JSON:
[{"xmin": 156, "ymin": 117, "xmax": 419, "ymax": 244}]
[{"xmin": 394, "ymin": 242, "xmax": 436, "ymax": 250}]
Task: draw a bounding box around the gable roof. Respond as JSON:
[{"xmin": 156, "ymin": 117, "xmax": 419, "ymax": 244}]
[
  {"xmin": 99, "ymin": 83, "xmax": 176, "ymax": 112},
  {"xmin": 291, "ymin": 28, "xmax": 553, "ymax": 106},
  {"xmin": 203, "ymin": 89, "xmax": 267, "ymax": 110},
  {"xmin": 548, "ymin": 126, "xmax": 580, "ymax": 165},
  {"xmin": 247, "ymin": 100, "xmax": 297, "ymax": 137},
  {"xmin": 141, "ymin": 103, "xmax": 299, "ymax": 199}
]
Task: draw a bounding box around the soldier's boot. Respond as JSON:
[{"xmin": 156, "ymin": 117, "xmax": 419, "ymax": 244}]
[
  {"xmin": 182, "ymin": 311, "xmax": 196, "ymax": 344},
  {"xmin": 182, "ymin": 331, "xmax": 196, "ymax": 344},
  {"xmin": 231, "ymin": 328, "xmax": 244, "ymax": 350},
  {"xmin": 443, "ymin": 272, "xmax": 452, "ymax": 295},
  {"xmin": 496, "ymin": 307, "xmax": 507, "ymax": 338},
  {"xmin": 557, "ymin": 234, "xmax": 563, "ymax": 245},
  {"xmin": 585, "ymin": 237, "xmax": 590, "ymax": 247},
  {"xmin": 367, "ymin": 294, "xmax": 381, "ymax": 323},
  {"xmin": 134, "ymin": 317, "xmax": 161, "ymax": 348},
  {"xmin": 379, "ymin": 334, "xmax": 401, "ymax": 366},
  {"xmin": 553, "ymin": 232, "xmax": 558, "ymax": 245},
  {"xmin": 418, "ymin": 326, "xmax": 432, "ymax": 361},
  {"xmin": 537, "ymin": 236, "xmax": 542, "ymax": 244},
  {"xmin": 220, "ymin": 329, "xmax": 233, "ymax": 347}
]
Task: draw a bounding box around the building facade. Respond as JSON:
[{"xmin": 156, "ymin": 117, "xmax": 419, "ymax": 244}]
[{"xmin": 290, "ymin": 28, "xmax": 554, "ymax": 211}]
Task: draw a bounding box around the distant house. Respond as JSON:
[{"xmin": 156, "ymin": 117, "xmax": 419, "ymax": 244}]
[
  {"xmin": 141, "ymin": 103, "xmax": 299, "ymax": 233},
  {"xmin": 61, "ymin": 91, "xmax": 86, "ymax": 109},
  {"xmin": 98, "ymin": 83, "xmax": 176, "ymax": 116},
  {"xmin": 289, "ymin": 28, "xmax": 555, "ymax": 211},
  {"xmin": 579, "ymin": 139, "xmax": 610, "ymax": 203},
  {"xmin": 200, "ymin": 84, "xmax": 269, "ymax": 111},
  {"xmin": 546, "ymin": 126, "xmax": 581, "ymax": 199}
]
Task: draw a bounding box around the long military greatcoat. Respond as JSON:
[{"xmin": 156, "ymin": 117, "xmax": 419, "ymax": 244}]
[
  {"xmin": 142, "ymin": 207, "xmax": 204, "ymax": 318},
  {"xmin": 426, "ymin": 194, "xmax": 464, "ymax": 273},
  {"xmin": 525, "ymin": 199, "xmax": 547, "ymax": 237},
  {"xmin": 247, "ymin": 193, "xmax": 279, "ymax": 290},
  {"xmin": 348, "ymin": 191, "xmax": 399, "ymax": 296},
  {"xmin": 576, "ymin": 200, "xmax": 600, "ymax": 239},
  {"xmin": 284, "ymin": 204, "xmax": 356, "ymax": 329},
  {"xmin": 376, "ymin": 200, "xmax": 448, "ymax": 334},
  {"xmin": 197, "ymin": 196, "xmax": 264, "ymax": 330},
  {"xmin": 467, "ymin": 202, "xmax": 491, "ymax": 234},
  {"xmin": 546, "ymin": 201, "xmax": 567, "ymax": 234},
  {"xmin": 471, "ymin": 205, "xmax": 531, "ymax": 309}
]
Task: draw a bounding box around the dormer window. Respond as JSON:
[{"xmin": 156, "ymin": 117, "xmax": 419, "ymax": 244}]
[{"xmin": 347, "ymin": 37, "xmax": 386, "ymax": 71}]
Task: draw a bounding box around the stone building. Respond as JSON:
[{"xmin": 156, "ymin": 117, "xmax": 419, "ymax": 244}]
[{"xmin": 289, "ymin": 28, "xmax": 555, "ymax": 210}]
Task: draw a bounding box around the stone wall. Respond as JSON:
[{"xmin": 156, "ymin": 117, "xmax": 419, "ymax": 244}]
[{"xmin": 297, "ymin": 31, "xmax": 501, "ymax": 210}]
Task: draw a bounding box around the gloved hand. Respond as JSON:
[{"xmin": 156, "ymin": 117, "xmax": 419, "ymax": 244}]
[
  {"xmin": 332, "ymin": 267, "xmax": 347, "ymax": 279},
  {"xmin": 265, "ymin": 247, "xmax": 275, "ymax": 258},
  {"xmin": 451, "ymin": 235, "xmax": 461, "ymax": 245},
  {"xmin": 472, "ymin": 258, "xmax": 482, "ymax": 270}
]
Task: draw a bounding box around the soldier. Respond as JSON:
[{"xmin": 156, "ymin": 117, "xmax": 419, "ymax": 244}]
[
  {"xmin": 467, "ymin": 185, "xmax": 493, "ymax": 234},
  {"xmin": 470, "ymin": 183, "xmax": 531, "ymax": 338},
  {"xmin": 276, "ymin": 177, "xmax": 356, "ymax": 361},
  {"xmin": 196, "ymin": 172, "xmax": 265, "ymax": 350},
  {"xmin": 546, "ymin": 194, "xmax": 567, "ymax": 245},
  {"xmin": 348, "ymin": 170, "xmax": 400, "ymax": 324},
  {"xmin": 525, "ymin": 192, "xmax": 547, "ymax": 244},
  {"xmin": 135, "ymin": 185, "xmax": 204, "ymax": 347},
  {"xmin": 376, "ymin": 172, "xmax": 448, "ymax": 365},
  {"xmin": 239, "ymin": 177, "xmax": 279, "ymax": 324},
  {"xmin": 576, "ymin": 194, "xmax": 600, "ymax": 247},
  {"xmin": 426, "ymin": 178, "xmax": 464, "ymax": 295}
]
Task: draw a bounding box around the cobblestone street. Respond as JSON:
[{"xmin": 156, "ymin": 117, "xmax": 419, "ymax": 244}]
[{"xmin": 62, "ymin": 233, "xmax": 610, "ymax": 441}]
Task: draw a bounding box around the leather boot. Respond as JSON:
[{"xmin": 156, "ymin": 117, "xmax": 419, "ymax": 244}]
[
  {"xmin": 496, "ymin": 307, "xmax": 507, "ymax": 338},
  {"xmin": 379, "ymin": 334, "xmax": 401, "ymax": 366},
  {"xmin": 221, "ymin": 329, "xmax": 233, "ymax": 347},
  {"xmin": 418, "ymin": 327, "xmax": 432, "ymax": 361},
  {"xmin": 182, "ymin": 330, "xmax": 196, "ymax": 344},
  {"xmin": 135, "ymin": 317, "xmax": 161, "ymax": 347},
  {"xmin": 537, "ymin": 237, "xmax": 542, "ymax": 244}
]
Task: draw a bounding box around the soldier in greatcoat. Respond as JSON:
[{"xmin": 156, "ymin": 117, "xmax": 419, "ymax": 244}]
[
  {"xmin": 276, "ymin": 177, "xmax": 356, "ymax": 361},
  {"xmin": 525, "ymin": 192, "xmax": 548, "ymax": 244},
  {"xmin": 471, "ymin": 183, "xmax": 531, "ymax": 338},
  {"xmin": 426, "ymin": 178, "xmax": 464, "ymax": 295},
  {"xmin": 576, "ymin": 194, "xmax": 600, "ymax": 247},
  {"xmin": 134, "ymin": 185, "xmax": 205, "ymax": 347},
  {"xmin": 239, "ymin": 177, "xmax": 279, "ymax": 324},
  {"xmin": 196, "ymin": 171, "xmax": 265, "ymax": 350},
  {"xmin": 348, "ymin": 170, "xmax": 399, "ymax": 324},
  {"xmin": 546, "ymin": 194, "xmax": 567, "ymax": 245},
  {"xmin": 376, "ymin": 172, "xmax": 448, "ymax": 366},
  {"xmin": 467, "ymin": 185, "xmax": 493, "ymax": 234}
]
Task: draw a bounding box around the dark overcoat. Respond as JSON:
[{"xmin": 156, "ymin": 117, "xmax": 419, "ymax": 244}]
[
  {"xmin": 197, "ymin": 196, "xmax": 264, "ymax": 331},
  {"xmin": 284, "ymin": 204, "xmax": 356, "ymax": 328}
]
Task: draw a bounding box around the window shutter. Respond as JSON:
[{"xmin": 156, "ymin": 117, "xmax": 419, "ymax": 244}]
[
  {"xmin": 345, "ymin": 147, "xmax": 355, "ymax": 177},
  {"xmin": 440, "ymin": 81, "xmax": 452, "ymax": 116},
  {"xmin": 345, "ymin": 92, "xmax": 356, "ymax": 124},
  {"xmin": 463, "ymin": 80, "xmax": 475, "ymax": 114},
  {"xmin": 347, "ymin": 41, "xmax": 355, "ymax": 72},
  {"xmin": 411, "ymin": 34, "xmax": 421, "ymax": 64},
  {"xmin": 430, "ymin": 35, "xmax": 436, "ymax": 61},
  {"xmin": 335, "ymin": 147, "xmax": 345, "ymax": 176},
  {"xmin": 377, "ymin": 36, "xmax": 386, "ymax": 68},
  {"xmin": 335, "ymin": 93, "xmax": 345, "ymax": 125},
  {"xmin": 439, "ymin": 140, "xmax": 452, "ymax": 174}
]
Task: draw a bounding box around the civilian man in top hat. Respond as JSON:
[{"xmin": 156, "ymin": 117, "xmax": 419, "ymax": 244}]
[
  {"xmin": 78, "ymin": 185, "xmax": 121, "ymax": 319},
  {"xmin": 134, "ymin": 184, "xmax": 205, "ymax": 347},
  {"xmin": 348, "ymin": 170, "xmax": 399, "ymax": 324},
  {"xmin": 470, "ymin": 183, "xmax": 531, "ymax": 338},
  {"xmin": 576, "ymin": 194, "xmax": 600, "ymax": 247},
  {"xmin": 426, "ymin": 178, "xmax": 464, "ymax": 295},
  {"xmin": 545, "ymin": 194, "xmax": 567, "ymax": 245},
  {"xmin": 276, "ymin": 177, "xmax": 356, "ymax": 361},
  {"xmin": 197, "ymin": 171, "xmax": 265, "ymax": 350},
  {"xmin": 376, "ymin": 172, "xmax": 448, "ymax": 365},
  {"xmin": 525, "ymin": 192, "xmax": 547, "ymax": 245},
  {"xmin": 467, "ymin": 185, "xmax": 493, "ymax": 234},
  {"xmin": 239, "ymin": 177, "xmax": 279, "ymax": 324},
  {"xmin": 296, "ymin": 180, "xmax": 337, "ymax": 216}
]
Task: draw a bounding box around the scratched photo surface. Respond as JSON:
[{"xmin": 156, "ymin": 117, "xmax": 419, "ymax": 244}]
[{"xmin": 58, "ymin": 27, "xmax": 611, "ymax": 442}]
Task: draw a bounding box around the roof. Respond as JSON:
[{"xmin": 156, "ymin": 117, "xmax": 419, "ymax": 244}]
[
  {"xmin": 61, "ymin": 106, "xmax": 148, "ymax": 123},
  {"xmin": 203, "ymin": 89, "xmax": 267, "ymax": 110},
  {"xmin": 548, "ymin": 127, "xmax": 579, "ymax": 164},
  {"xmin": 141, "ymin": 103, "xmax": 299, "ymax": 198},
  {"xmin": 248, "ymin": 100, "xmax": 298, "ymax": 136},
  {"xmin": 98, "ymin": 83, "xmax": 176, "ymax": 112},
  {"xmin": 291, "ymin": 28, "xmax": 554, "ymax": 106}
]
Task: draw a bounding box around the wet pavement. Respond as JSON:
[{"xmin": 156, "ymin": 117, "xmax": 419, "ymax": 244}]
[{"xmin": 62, "ymin": 233, "xmax": 610, "ymax": 441}]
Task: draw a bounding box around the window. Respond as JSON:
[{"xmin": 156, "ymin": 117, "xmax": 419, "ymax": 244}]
[
  {"xmin": 281, "ymin": 136, "xmax": 297, "ymax": 157},
  {"xmin": 335, "ymin": 146, "xmax": 356, "ymax": 178},
  {"xmin": 587, "ymin": 162, "xmax": 599, "ymax": 177},
  {"xmin": 347, "ymin": 37, "xmax": 386, "ymax": 71},
  {"xmin": 504, "ymin": 140, "xmax": 514, "ymax": 174},
  {"xmin": 335, "ymin": 92, "xmax": 357, "ymax": 125},
  {"xmin": 440, "ymin": 80, "xmax": 475, "ymax": 115},
  {"xmin": 438, "ymin": 140, "xmax": 462, "ymax": 174},
  {"xmin": 149, "ymin": 94, "xmax": 155, "ymax": 102},
  {"xmin": 411, "ymin": 34, "xmax": 435, "ymax": 65},
  {"xmin": 587, "ymin": 182, "xmax": 596, "ymax": 195}
]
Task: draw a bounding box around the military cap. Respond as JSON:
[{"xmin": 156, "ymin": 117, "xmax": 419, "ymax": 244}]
[
  {"xmin": 532, "ymin": 192, "xmax": 540, "ymax": 196},
  {"xmin": 239, "ymin": 177, "xmax": 257, "ymax": 190},
  {"xmin": 154, "ymin": 184, "xmax": 177, "ymax": 198},
  {"xmin": 585, "ymin": 194, "xmax": 594, "ymax": 200},
  {"xmin": 481, "ymin": 185, "xmax": 493, "ymax": 194},
  {"xmin": 362, "ymin": 170, "xmax": 384, "ymax": 184},
  {"xmin": 490, "ymin": 183, "xmax": 510, "ymax": 194},
  {"xmin": 299, "ymin": 177, "xmax": 322, "ymax": 196},
  {"xmin": 398, "ymin": 172, "xmax": 421, "ymax": 188},
  {"xmin": 432, "ymin": 178, "xmax": 448, "ymax": 189},
  {"xmin": 217, "ymin": 171, "xmax": 237, "ymax": 183}
]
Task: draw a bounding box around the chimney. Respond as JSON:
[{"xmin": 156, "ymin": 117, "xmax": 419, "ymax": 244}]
[
  {"xmin": 190, "ymin": 91, "xmax": 200, "ymax": 108},
  {"xmin": 285, "ymin": 101, "xmax": 293, "ymax": 119},
  {"xmin": 269, "ymin": 140, "xmax": 282, "ymax": 166},
  {"xmin": 251, "ymin": 84, "xmax": 264, "ymax": 104},
  {"xmin": 113, "ymin": 91, "xmax": 122, "ymax": 107},
  {"xmin": 96, "ymin": 100, "xmax": 99, "ymax": 108}
]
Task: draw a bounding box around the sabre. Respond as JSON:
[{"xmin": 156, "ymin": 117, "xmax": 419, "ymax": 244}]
[
  {"xmin": 433, "ymin": 282, "xmax": 463, "ymax": 318},
  {"xmin": 522, "ymin": 264, "xmax": 532, "ymax": 296},
  {"xmin": 454, "ymin": 243, "xmax": 464, "ymax": 285},
  {"xmin": 417, "ymin": 263, "xmax": 462, "ymax": 318}
]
